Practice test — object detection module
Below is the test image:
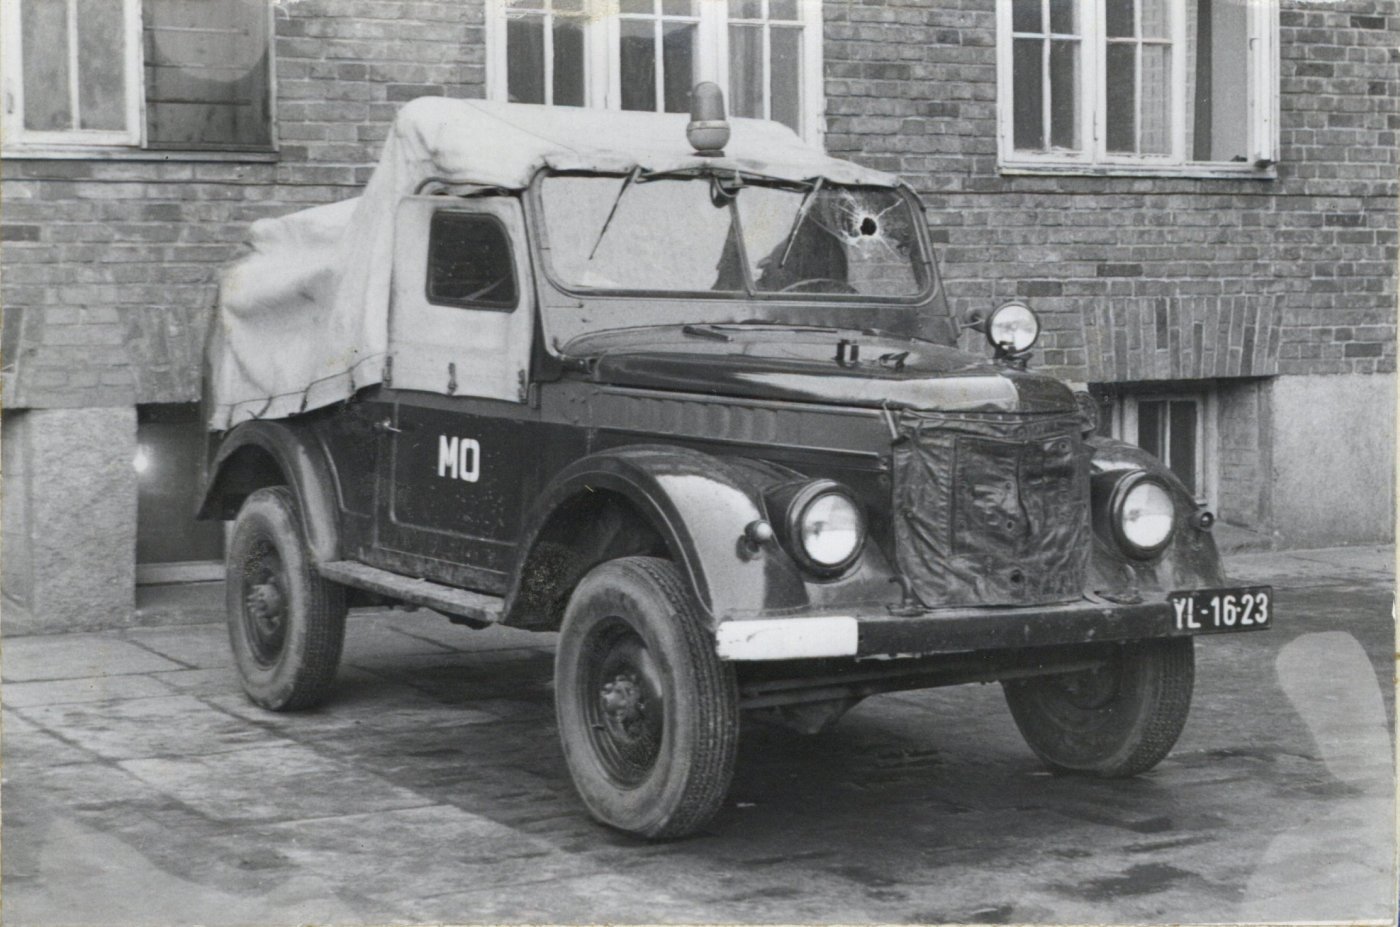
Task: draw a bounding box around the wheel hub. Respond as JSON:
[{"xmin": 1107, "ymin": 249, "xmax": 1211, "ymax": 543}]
[
  {"xmin": 246, "ymin": 582, "xmax": 285, "ymax": 625},
  {"xmin": 600, "ymin": 673, "xmax": 647, "ymax": 736}
]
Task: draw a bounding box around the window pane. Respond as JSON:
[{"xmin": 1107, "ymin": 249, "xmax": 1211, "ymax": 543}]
[
  {"xmin": 770, "ymin": 25, "xmax": 801, "ymax": 132},
  {"xmin": 1169, "ymin": 401, "xmax": 1198, "ymax": 495},
  {"xmin": 1105, "ymin": 0, "xmax": 1134, "ymax": 38},
  {"xmin": 619, "ymin": 0, "xmax": 652, "ymax": 13},
  {"xmin": 769, "ymin": 0, "xmax": 798, "ymax": 20},
  {"xmin": 1192, "ymin": 0, "xmax": 1248, "ymax": 162},
  {"xmin": 736, "ymin": 185, "xmax": 925, "ymax": 297},
  {"xmin": 728, "ymin": 24, "xmax": 763, "ymax": 118},
  {"xmin": 1011, "ymin": 0, "xmax": 1040, "ymax": 34},
  {"xmin": 661, "ymin": 20, "xmax": 696, "ymax": 113},
  {"xmin": 1140, "ymin": 43, "xmax": 1171, "ymax": 154},
  {"xmin": 1048, "ymin": 39, "xmax": 1078, "ymax": 149},
  {"xmin": 21, "ymin": 0, "xmax": 72, "ymax": 131},
  {"xmin": 427, "ymin": 213, "xmax": 518, "ymax": 309},
  {"xmin": 136, "ymin": 414, "xmax": 226, "ymax": 565},
  {"xmin": 1012, "ymin": 38, "xmax": 1044, "ymax": 150},
  {"xmin": 620, "ymin": 19, "xmax": 656, "ymax": 111},
  {"xmin": 554, "ymin": 0, "xmax": 584, "ymax": 10},
  {"xmin": 553, "ymin": 17, "xmax": 585, "ymax": 106},
  {"xmin": 541, "ymin": 175, "xmax": 738, "ymax": 292},
  {"xmin": 1140, "ymin": 0, "xmax": 1170, "ymax": 39},
  {"xmin": 729, "ymin": 0, "xmax": 762, "ymax": 19},
  {"xmin": 509, "ymin": 0, "xmax": 544, "ymax": 9},
  {"xmin": 145, "ymin": 0, "xmax": 272, "ymax": 149},
  {"xmin": 1136, "ymin": 400, "xmax": 1164, "ymax": 460},
  {"xmin": 662, "ymin": 0, "xmax": 696, "ymax": 15},
  {"xmin": 1049, "ymin": 0, "xmax": 1076, "ymax": 34},
  {"xmin": 76, "ymin": 0, "xmax": 126, "ymax": 130},
  {"xmin": 507, "ymin": 16, "xmax": 546, "ymax": 103},
  {"xmin": 1105, "ymin": 43, "xmax": 1136, "ymax": 152}
]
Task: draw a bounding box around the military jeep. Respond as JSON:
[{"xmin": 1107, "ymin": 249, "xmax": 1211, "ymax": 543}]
[{"xmin": 199, "ymin": 88, "xmax": 1271, "ymax": 838}]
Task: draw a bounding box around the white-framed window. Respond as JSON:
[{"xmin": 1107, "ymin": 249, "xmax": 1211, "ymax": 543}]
[
  {"xmin": 1105, "ymin": 388, "xmax": 1218, "ymax": 505},
  {"xmin": 487, "ymin": 0, "xmax": 824, "ymax": 142},
  {"xmin": 996, "ymin": 0, "xmax": 1278, "ymax": 176},
  {"xmin": 2, "ymin": 0, "xmax": 275, "ymax": 154}
]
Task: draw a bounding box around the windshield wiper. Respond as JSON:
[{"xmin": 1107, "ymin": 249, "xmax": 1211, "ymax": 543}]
[
  {"xmin": 588, "ymin": 166, "xmax": 642, "ymax": 261},
  {"xmin": 776, "ymin": 177, "xmax": 824, "ymax": 269}
]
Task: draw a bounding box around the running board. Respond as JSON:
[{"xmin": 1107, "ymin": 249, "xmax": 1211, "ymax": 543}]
[{"xmin": 317, "ymin": 561, "xmax": 503, "ymax": 625}]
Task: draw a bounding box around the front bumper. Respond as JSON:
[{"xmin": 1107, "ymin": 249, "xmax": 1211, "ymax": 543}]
[{"xmin": 715, "ymin": 590, "xmax": 1272, "ymax": 662}]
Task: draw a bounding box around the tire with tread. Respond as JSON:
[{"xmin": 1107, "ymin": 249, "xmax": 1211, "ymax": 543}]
[
  {"xmin": 554, "ymin": 556, "xmax": 739, "ymax": 839},
  {"xmin": 1002, "ymin": 637, "xmax": 1194, "ymax": 778},
  {"xmin": 226, "ymin": 486, "xmax": 347, "ymax": 711}
]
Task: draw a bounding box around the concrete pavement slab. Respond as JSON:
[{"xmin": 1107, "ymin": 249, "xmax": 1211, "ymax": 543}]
[
  {"xmin": 203, "ymin": 680, "xmax": 501, "ymax": 736},
  {"xmin": 143, "ymin": 665, "xmax": 241, "ymax": 696},
  {"xmin": 119, "ymin": 742, "xmax": 435, "ymax": 823},
  {"xmin": 118, "ymin": 623, "xmax": 236, "ymax": 669},
  {"xmin": 14, "ymin": 694, "xmax": 281, "ymax": 760},
  {"xmin": 2, "ymin": 634, "xmax": 187, "ymax": 682},
  {"xmin": 1, "ymin": 710, "xmax": 99, "ymax": 768},
  {"xmin": 1, "ymin": 673, "xmax": 174, "ymax": 708},
  {"xmin": 1225, "ymin": 544, "xmax": 1395, "ymax": 586}
]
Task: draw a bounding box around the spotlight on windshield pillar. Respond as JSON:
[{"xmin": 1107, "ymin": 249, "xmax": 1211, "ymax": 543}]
[{"xmin": 687, "ymin": 82, "xmax": 730, "ymax": 157}]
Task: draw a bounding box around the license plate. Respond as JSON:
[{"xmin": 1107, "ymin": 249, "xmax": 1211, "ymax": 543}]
[{"xmin": 1168, "ymin": 586, "xmax": 1273, "ymax": 633}]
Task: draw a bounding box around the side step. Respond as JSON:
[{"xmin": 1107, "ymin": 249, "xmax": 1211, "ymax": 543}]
[{"xmin": 317, "ymin": 560, "xmax": 503, "ymax": 625}]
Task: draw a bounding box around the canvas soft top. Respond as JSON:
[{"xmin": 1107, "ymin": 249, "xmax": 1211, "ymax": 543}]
[{"xmin": 206, "ymin": 97, "xmax": 898, "ymax": 430}]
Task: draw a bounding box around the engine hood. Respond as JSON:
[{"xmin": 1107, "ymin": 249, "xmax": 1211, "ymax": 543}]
[{"xmin": 562, "ymin": 324, "xmax": 1077, "ymax": 414}]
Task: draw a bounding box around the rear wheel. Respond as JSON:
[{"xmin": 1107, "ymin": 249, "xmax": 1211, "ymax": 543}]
[
  {"xmin": 555, "ymin": 557, "xmax": 739, "ymax": 839},
  {"xmin": 1002, "ymin": 638, "xmax": 1194, "ymax": 777},
  {"xmin": 226, "ymin": 486, "xmax": 347, "ymax": 711}
]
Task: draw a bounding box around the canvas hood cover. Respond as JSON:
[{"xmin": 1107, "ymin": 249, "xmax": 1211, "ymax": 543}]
[{"xmin": 207, "ymin": 97, "xmax": 899, "ymax": 429}]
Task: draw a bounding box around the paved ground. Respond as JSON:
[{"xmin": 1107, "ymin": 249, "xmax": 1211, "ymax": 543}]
[{"xmin": 2, "ymin": 546, "xmax": 1395, "ymax": 926}]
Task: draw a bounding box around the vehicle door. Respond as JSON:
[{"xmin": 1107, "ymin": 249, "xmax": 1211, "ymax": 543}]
[{"xmin": 374, "ymin": 195, "xmax": 536, "ymax": 591}]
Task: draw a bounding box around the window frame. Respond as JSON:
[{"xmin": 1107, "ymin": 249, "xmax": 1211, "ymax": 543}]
[
  {"xmin": 0, "ymin": 0, "xmax": 278, "ymax": 158},
  {"xmin": 486, "ymin": 0, "xmax": 825, "ymax": 144},
  {"xmin": 424, "ymin": 210, "xmax": 521, "ymax": 313},
  {"xmin": 1109, "ymin": 389, "xmax": 1218, "ymax": 508},
  {"xmin": 995, "ymin": 0, "xmax": 1278, "ymax": 178},
  {"xmin": 1, "ymin": 0, "xmax": 144, "ymax": 148}
]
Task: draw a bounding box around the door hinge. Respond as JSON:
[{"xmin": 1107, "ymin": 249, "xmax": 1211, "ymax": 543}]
[{"xmin": 383, "ymin": 354, "xmax": 393, "ymax": 387}]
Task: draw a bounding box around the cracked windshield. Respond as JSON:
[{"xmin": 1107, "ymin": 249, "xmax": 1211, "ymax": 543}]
[{"xmin": 540, "ymin": 174, "xmax": 926, "ymax": 298}]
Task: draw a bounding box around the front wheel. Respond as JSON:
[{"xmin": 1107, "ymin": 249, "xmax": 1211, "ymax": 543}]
[
  {"xmin": 1002, "ymin": 638, "xmax": 1194, "ymax": 777},
  {"xmin": 554, "ymin": 557, "xmax": 739, "ymax": 839},
  {"xmin": 226, "ymin": 486, "xmax": 347, "ymax": 711}
]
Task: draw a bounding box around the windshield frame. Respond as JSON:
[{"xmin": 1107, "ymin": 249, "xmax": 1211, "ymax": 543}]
[{"xmin": 528, "ymin": 168, "xmax": 939, "ymax": 305}]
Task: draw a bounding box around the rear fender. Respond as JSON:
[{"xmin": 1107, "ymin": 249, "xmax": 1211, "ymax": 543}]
[{"xmin": 197, "ymin": 420, "xmax": 342, "ymax": 565}]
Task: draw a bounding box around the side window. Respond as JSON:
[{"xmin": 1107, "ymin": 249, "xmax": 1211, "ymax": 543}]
[{"xmin": 426, "ymin": 212, "xmax": 519, "ymax": 311}]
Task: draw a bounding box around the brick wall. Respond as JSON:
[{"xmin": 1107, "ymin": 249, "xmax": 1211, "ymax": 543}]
[
  {"xmin": 1, "ymin": 0, "xmax": 1395, "ymax": 409},
  {"xmin": 0, "ymin": 0, "xmax": 488, "ymax": 409},
  {"xmin": 823, "ymin": 0, "xmax": 1399, "ymax": 386}
]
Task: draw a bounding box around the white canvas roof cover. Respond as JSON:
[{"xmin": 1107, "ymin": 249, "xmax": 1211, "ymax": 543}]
[{"xmin": 207, "ymin": 97, "xmax": 899, "ymax": 429}]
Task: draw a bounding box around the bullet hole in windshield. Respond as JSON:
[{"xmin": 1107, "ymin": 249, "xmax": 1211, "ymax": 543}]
[{"xmin": 859, "ymin": 216, "xmax": 878, "ymax": 236}]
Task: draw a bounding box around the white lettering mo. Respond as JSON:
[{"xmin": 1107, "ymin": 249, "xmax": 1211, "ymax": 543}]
[{"xmin": 437, "ymin": 436, "xmax": 481, "ymax": 482}]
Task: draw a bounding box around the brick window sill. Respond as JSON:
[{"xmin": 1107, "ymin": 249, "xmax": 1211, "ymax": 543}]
[
  {"xmin": 999, "ymin": 161, "xmax": 1278, "ymax": 182},
  {"xmin": 0, "ymin": 146, "xmax": 279, "ymax": 163}
]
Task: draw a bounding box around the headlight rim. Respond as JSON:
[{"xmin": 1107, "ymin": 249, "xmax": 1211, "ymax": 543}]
[
  {"xmin": 783, "ymin": 479, "xmax": 866, "ymax": 577},
  {"xmin": 1109, "ymin": 470, "xmax": 1177, "ymax": 560},
  {"xmin": 986, "ymin": 301, "xmax": 1041, "ymax": 353}
]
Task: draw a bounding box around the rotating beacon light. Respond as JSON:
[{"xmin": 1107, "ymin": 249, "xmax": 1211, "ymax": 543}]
[{"xmin": 687, "ymin": 82, "xmax": 730, "ymax": 157}]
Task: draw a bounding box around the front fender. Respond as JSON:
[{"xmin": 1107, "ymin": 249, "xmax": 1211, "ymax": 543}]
[
  {"xmin": 1087, "ymin": 436, "xmax": 1226, "ymax": 593},
  {"xmin": 197, "ymin": 419, "xmax": 342, "ymax": 565},
  {"xmin": 510, "ymin": 445, "xmax": 805, "ymax": 624}
]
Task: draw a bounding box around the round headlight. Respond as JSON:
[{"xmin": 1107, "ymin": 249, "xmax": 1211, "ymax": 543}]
[
  {"xmin": 791, "ymin": 486, "xmax": 864, "ymax": 574},
  {"xmin": 987, "ymin": 303, "xmax": 1040, "ymax": 352},
  {"xmin": 1115, "ymin": 476, "xmax": 1176, "ymax": 557}
]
